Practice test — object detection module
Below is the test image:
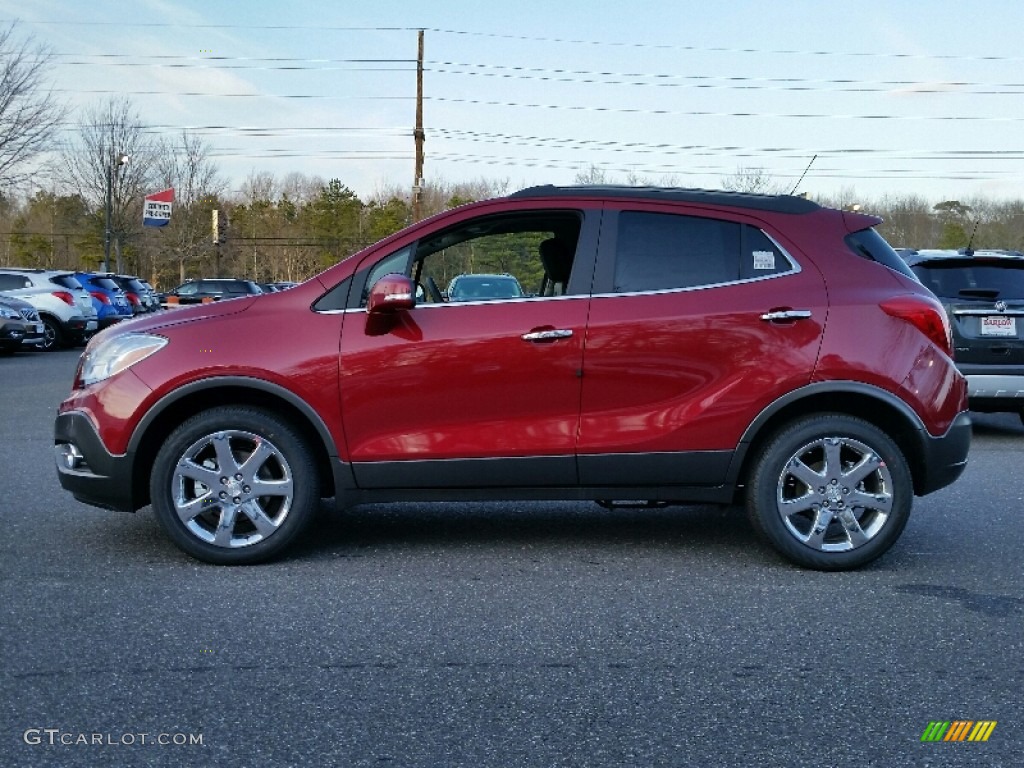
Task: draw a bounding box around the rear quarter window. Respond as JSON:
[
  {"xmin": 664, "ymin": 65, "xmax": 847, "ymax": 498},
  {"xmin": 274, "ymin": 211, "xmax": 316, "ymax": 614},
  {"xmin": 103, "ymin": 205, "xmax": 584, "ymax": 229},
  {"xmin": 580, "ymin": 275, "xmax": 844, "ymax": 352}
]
[
  {"xmin": 51, "ymin": 275, "xmax": 84, "ymax": 290},
  {"xmin": 845, "ymin": 229, "xmax": 919, "ymax": 281}
]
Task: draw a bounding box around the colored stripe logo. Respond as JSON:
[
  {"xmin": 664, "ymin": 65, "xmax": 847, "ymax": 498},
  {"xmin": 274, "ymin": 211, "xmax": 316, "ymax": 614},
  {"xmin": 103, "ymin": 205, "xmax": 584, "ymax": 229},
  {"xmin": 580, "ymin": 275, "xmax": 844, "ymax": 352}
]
[{"xmin": 921, "ymin": 720, "xmax": 997, "ymax": 742}]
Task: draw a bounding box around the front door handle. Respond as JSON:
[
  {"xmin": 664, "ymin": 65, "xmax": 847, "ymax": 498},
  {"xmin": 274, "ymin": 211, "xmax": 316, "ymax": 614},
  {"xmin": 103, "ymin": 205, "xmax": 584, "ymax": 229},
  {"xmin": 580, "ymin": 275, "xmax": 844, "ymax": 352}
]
[
  {"xmin": 521, "ymin": 329, "xmax": 573, "ymax": 342},
  {"xmin": 760, "ymin": 309, "xmax": 812, "ymax": 322}
]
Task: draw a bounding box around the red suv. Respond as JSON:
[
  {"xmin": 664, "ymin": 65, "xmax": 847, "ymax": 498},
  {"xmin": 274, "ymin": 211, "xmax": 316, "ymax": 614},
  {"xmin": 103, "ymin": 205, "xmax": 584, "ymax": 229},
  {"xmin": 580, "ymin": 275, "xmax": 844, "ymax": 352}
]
[{"xmin": 54, "ymin": 186, "xmax": 971, "ymax": 570}]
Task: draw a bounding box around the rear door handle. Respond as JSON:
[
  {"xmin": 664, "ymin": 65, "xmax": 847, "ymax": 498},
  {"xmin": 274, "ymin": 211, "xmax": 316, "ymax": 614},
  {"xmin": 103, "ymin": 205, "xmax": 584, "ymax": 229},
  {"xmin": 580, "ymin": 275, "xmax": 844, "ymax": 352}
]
[
  {"xmin": 760, "ymin": 310, "xmax": 812, "ymax": 322},
  {"xmin": 521, "ymin": 329, "xmax": 573, "ymax": 342}
]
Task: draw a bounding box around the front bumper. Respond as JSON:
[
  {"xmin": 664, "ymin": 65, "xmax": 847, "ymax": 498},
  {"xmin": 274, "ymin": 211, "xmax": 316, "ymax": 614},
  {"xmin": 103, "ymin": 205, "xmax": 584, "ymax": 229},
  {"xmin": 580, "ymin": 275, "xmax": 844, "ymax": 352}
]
[{"xmin": 54, "ymin": 410, "xmax": 140, "ymax": 512}]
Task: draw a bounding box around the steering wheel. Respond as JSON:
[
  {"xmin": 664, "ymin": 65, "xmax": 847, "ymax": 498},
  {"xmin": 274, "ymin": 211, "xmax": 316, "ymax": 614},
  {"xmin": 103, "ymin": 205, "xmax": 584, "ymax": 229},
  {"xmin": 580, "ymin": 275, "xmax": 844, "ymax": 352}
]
[{"xmin": 426, "ymin": 276, "xmax": 444, "ymax": 303}]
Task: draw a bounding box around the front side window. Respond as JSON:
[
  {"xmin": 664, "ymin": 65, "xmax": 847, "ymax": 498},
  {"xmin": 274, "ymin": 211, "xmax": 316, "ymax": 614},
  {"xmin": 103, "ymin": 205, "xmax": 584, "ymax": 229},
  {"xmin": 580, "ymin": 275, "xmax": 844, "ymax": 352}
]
[
  {"xmin": 357, "ymin": 211, "xmax": 583, "ymax": 308},
  {"xmin": 612, "ymin": 211, "xmax": 791, "ymax": 293}
]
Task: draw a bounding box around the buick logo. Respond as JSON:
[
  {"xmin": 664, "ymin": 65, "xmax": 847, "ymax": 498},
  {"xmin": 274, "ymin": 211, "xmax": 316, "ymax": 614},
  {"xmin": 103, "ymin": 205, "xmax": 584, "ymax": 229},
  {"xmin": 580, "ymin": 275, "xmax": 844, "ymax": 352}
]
[{"xmin": 995, "ymin": 300, "xmax": 1007, "ymax": 312}]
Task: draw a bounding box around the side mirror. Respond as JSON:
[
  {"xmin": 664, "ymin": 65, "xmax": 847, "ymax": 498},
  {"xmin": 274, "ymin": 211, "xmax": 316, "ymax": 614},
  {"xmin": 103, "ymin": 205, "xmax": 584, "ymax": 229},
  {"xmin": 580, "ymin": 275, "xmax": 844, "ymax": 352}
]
[{"xmin": 367, "ymin": 273, "xmax": 416, "ymax": 314}]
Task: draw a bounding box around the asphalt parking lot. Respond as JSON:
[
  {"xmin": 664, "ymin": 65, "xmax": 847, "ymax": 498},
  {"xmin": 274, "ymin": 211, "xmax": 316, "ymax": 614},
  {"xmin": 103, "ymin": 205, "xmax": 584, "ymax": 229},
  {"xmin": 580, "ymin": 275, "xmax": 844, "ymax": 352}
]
[{"xmin": 1, "ymin": 348, "xmax": 1022, "ymax": 767}]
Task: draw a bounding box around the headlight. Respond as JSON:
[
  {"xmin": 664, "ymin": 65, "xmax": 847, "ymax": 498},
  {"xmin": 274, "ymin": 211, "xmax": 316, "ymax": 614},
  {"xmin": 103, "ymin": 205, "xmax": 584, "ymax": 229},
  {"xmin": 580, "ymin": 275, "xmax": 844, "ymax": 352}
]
[
  {"xmin": 0, "ymin": 306, "xmax": 18, "ymax": 319},
  {"xmin": 78, "ymin": 333, "xmax": 168, "ymax": 386}
]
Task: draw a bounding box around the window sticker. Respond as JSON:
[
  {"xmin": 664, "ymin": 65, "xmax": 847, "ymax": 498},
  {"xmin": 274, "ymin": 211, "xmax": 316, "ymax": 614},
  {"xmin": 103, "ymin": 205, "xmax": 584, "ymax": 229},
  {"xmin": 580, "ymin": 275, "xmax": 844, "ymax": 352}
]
[{"xmin": 752, "ymin": 250, "xmax": 776, "ymax": 270}]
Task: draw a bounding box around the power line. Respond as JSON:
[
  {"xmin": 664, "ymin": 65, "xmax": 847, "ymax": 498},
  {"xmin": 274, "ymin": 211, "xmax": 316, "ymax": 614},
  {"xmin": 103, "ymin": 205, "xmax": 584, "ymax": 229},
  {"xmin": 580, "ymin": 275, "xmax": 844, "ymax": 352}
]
[
  {"xmin": 8, "ymin": 20, "xmax": 1022, "ymax": 63},
  {"xmin": 427, "ymin": 96, "xmax": 1024, "ymax": 122},
  {"xmin": 41, "ymin": 53, "xmax": 1024, "ymax": 94}
]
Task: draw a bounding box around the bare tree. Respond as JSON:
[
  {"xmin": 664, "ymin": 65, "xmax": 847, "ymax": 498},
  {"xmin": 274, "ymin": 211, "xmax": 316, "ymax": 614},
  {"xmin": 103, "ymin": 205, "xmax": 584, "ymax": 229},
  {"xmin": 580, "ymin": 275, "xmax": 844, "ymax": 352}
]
[
  {"xmin": 61, "ymin": 97, "xmax": 155, "ymax": 273},
  {"xmin": 279, "ymin": 171, "xmax": 324, "ymax": 205},
  {"xmin": 153, "ymin": 130, "xmax": 225, "ymax": 282},
  {"xmin": 0, "ymin": 22, "xmax": 67, "ymax": 188},
  {"xmin": 720, "ymin": 166, "xmax": 786, "ymax": 194},
  {"xmin": 239, "ymin": 170, "xmax": 277, "ymax": 206},
  {"xmin": 574, "ymin": 164, "xmax": 609, "ymax": 185}
]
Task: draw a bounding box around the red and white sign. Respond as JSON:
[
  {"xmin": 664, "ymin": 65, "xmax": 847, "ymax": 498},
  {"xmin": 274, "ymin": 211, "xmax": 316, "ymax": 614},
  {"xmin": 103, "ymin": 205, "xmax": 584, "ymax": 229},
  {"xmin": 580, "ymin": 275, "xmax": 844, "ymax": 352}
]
[{"xmin": 143, "ymin": 188, "xmax": 175, "ymax": 227}]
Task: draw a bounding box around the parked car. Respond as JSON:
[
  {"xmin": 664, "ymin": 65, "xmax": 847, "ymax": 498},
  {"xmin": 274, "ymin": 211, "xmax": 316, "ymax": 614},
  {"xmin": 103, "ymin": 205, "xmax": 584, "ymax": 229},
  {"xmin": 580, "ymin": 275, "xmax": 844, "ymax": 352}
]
[
  {"xmin": 107, "ymin": 274, "xmax": 157, "ymax": 314},
  {"xmin": 446, "ymin": 273, "xmax": 525, "ymax": 301},
  {"xmin": 74, "ymin": 272, "xmax": 133, "ymax": 329},
  {"xmin": 904, "ymin": 248, "xmax": 1024, "ymax": 424},
  {"xmin": 0, "ymin": 300, "xmax": 28, "ymax": 352},
  {"xmin": 161, "ymin": 278, "xmax": 263, "ymax": 308},
  {"xmin": 137, "ymin": 279, "xmax": 162, "ymax": 311},
  {"xmin": 0, "ymin": 268, "xmax": 98, "ymax": 350},
  {"xmin": 0, "ymin": 295, "xmax": 44, "ymax": 352},
  {"xmin": 55, "ymin": 185, "xmax": 970, "ymax": 570}
]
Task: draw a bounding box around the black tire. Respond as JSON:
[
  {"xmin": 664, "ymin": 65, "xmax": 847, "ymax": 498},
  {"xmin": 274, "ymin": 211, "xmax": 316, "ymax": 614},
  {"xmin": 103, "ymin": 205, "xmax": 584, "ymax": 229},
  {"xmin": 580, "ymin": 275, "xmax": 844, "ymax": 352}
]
[
  {"xmin": 746, "ymin": 414, "xmax": 912, "ymax": 571},
  {"xmin": 150, "ymin": 406, "xmax": 320, "ymax": 565},
  {"xmin": 41, "ymin": 317, "xmax": 65, "ymax": 351}
]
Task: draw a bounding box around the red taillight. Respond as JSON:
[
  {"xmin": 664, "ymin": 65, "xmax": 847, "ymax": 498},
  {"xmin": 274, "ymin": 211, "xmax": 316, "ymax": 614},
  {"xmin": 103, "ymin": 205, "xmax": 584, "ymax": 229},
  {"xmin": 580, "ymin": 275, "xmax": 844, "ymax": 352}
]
[
  {"xmin": 52, "ymin": 290, "xmax": 75, "ymax": 306},
  {"xmin": 126, "ymin": 292, "xmax": 141, "ymax": 306},
  {"xmin": 880, "ymin": 294, "xmax": 952, "ymax": 356},
  {"xmin": 90, "ymin": 291, "xmax": 111, "ymax": 305}
]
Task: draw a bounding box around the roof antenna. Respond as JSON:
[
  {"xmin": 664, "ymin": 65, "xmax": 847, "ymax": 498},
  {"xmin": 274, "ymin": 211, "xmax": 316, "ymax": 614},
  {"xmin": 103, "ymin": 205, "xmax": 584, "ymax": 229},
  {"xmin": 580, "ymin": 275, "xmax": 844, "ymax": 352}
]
[
  {"xmin": 790, "ymin": 154, "xmax": 817, "ymax": 196},
  {"xmin": 963, "ymin": 219, "xmax": 979, "ymax": 257}
]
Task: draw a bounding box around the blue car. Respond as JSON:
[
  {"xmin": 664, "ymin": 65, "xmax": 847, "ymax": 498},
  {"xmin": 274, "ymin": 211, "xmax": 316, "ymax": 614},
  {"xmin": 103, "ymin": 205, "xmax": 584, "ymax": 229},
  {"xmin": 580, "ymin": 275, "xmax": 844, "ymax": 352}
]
[{"xmin": 74, "ymin": 272, "xmax": 133, "ymax": 329}]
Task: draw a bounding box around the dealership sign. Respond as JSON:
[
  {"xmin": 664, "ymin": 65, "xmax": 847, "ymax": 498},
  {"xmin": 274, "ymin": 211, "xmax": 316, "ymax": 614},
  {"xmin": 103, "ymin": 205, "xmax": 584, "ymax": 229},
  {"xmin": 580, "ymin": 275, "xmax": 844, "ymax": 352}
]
[{"xmin": 143, "ymin": 188, "xmax": 175, "ymax": 227}]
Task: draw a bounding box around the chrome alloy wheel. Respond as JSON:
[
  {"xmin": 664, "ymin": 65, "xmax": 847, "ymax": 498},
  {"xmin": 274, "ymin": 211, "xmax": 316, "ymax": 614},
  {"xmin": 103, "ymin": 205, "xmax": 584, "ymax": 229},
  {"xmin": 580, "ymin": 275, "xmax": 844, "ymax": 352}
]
[
  {"xmin": 775, "ymin": 436, "xmax": 894, "ymax": 553},
  {"xmin": 172, "ymin": 429, "xmax": 295, "ymax": 549}
]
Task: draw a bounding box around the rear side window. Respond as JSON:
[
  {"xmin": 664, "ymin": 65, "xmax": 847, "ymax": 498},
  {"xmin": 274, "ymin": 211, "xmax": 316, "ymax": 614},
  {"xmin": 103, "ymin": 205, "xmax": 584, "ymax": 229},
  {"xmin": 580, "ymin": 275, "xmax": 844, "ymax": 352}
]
[
  {"xmin": 845, "ymin": 228, "xmax": 918, "ymax": 281},
  {"xmin": 0, "ymin": 274, "xmax": 30, "ymax": 290},
  {"xmin": 612, "ymin": 211, "xmax": 791, "ymax": 293}
]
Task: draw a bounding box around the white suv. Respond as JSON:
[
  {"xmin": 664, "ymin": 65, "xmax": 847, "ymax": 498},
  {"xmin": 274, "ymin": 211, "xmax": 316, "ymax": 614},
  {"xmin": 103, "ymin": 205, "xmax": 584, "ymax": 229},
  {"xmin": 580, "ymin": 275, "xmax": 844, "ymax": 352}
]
[{"xmin": 0, "ymin": 269, "xmax": 99, "ymax": 350}]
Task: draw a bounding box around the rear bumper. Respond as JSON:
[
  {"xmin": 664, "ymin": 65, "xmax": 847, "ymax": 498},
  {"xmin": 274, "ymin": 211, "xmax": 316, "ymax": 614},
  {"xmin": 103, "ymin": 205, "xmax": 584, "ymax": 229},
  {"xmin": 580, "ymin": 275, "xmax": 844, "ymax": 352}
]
[
  {"xmin": 53, "ymin": 410, "xmax": 140, "ymax": 512},
  {"xmin": 61, "ymin": 315, "xmax": 100, "ymax": 340},
  {"xmin": 962, "ymin": 371, "xmax": 1024, "ymax": 411},
  {"xmin": 915, "ymin": 410, "xmax": 972, "ymax": 496}
]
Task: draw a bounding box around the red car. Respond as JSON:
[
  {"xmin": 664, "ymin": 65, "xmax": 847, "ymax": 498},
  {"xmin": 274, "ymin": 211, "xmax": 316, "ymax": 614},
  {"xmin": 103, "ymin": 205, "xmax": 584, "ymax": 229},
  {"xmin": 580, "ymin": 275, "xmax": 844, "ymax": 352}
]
[{"xmin": 54, "ymin": 185, "xmax": 971, "ymax": 569}]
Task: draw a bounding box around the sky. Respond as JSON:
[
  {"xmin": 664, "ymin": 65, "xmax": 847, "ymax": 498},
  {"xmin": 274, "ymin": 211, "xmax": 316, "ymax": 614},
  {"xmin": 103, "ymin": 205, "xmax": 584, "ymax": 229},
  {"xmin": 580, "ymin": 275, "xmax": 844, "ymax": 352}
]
[{"xmin": 3, "ymin": 0, "xmax": 1024, "ymax": 205}]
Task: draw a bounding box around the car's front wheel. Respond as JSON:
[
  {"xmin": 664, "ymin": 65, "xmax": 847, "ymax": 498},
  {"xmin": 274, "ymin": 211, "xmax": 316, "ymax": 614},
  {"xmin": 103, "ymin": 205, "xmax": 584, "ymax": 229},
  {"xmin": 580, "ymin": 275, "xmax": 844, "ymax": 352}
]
[
  {"xmin": 150, "ymin": 407, "xmax": 320, "ymax": 564},
  {"xmin": 40, "ymin": 317, "xmax": 64, "ymax": 351},
  {"xmin": 746, "ymin": 414, "xmax": 912, "ymax": 571}
]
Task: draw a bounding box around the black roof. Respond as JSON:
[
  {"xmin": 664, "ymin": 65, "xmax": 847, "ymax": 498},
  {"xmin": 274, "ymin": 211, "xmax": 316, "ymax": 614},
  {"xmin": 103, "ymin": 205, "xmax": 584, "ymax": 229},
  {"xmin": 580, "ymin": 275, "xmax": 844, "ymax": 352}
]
[{"xmin": 510, "ymin": 184, "xmax": 821, "ymax": 214}]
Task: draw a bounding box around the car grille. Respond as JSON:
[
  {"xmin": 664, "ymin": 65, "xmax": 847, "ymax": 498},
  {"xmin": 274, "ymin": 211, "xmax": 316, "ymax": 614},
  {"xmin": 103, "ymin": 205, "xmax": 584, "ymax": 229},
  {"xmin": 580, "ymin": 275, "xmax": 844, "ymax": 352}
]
[{"xmin": 19, "ymin": 307, "xmax": 40, "ymax": 322}]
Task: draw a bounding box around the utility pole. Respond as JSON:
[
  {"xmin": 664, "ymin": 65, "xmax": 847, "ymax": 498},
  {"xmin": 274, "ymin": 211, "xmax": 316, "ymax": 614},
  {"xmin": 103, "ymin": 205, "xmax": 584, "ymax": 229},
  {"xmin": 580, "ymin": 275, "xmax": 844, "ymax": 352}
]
[
  {"xmin": 104, "ymin": 150, "xmax": 129, "ymax": 273},
  {"xmin": 412, "ymin": 29, "xmax": 425, "ymax": 222}
]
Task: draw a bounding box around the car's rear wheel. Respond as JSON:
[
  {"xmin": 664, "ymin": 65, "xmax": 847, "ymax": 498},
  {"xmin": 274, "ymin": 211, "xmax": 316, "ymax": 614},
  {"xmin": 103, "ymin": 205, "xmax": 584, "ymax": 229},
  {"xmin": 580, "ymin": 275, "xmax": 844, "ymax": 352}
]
[
  {"xmin": 746, "ymin": 414, "xmax": 912, "ymax": 571},
  {"xmin": 150, "ymin": 407, "xmax": 320, "ymax": 564}
]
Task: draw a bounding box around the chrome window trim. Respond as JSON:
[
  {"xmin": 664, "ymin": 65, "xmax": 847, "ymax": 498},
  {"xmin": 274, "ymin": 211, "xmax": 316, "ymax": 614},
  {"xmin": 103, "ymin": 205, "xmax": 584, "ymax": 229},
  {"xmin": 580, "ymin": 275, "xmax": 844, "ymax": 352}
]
[
  {"xmin": 592, "ymin": 268, "xmax": 799, "ymax": 301},
  {"xmin": 326, "ymin": 293, "xmax": 590, "ymax": 314}
]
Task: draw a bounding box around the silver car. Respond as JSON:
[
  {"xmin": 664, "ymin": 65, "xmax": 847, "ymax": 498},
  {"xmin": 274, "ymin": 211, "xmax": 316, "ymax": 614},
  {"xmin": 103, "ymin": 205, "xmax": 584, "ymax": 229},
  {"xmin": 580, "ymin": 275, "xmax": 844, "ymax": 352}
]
[{"xmin": 0, "ymin": 268, "xmax": 99, "ymax": 350}]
